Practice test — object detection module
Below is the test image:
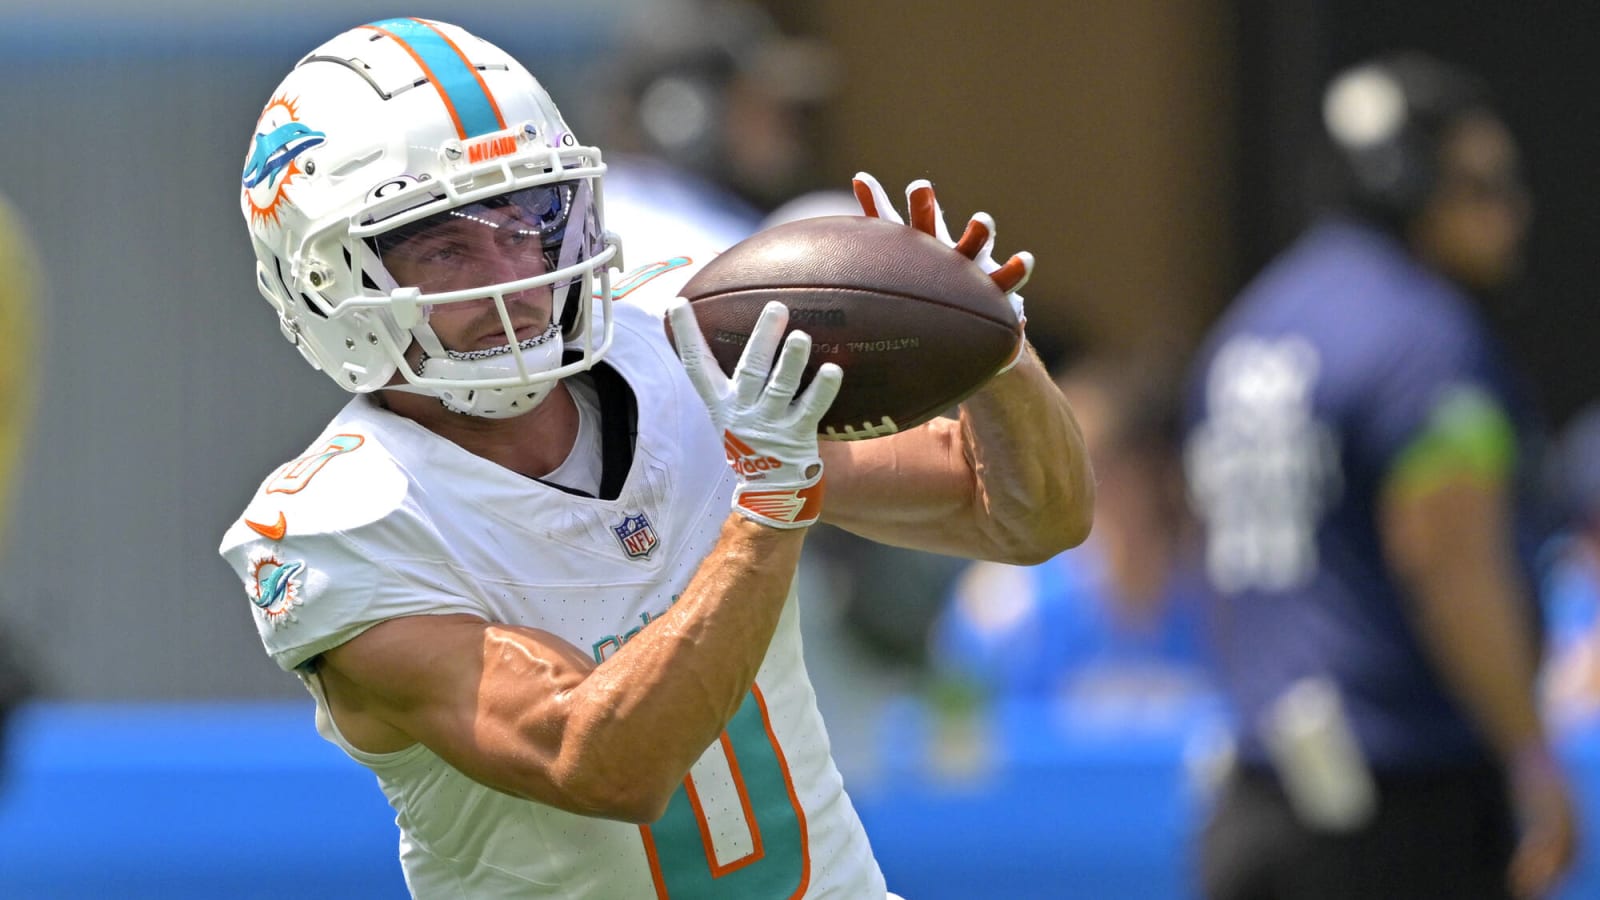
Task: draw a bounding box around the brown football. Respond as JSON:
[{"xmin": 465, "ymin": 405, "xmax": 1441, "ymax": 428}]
[{"xmin": 675, "ymin": 215, "xmax": 1020, "ymax": 440}]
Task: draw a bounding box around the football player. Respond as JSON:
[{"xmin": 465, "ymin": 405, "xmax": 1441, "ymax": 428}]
[
  {"xmin": 1185, "ymin": 53, "xmax": 1576, "ymax": 900},
  {"xmin": 221, "ymin": 18, "xmax": 1091, "ymax": 897}
]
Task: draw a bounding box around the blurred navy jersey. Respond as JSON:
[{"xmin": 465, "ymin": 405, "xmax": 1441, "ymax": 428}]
[{"xmin": 1182, "ymin": 218, "xmax": 1548, "ymax": 769}]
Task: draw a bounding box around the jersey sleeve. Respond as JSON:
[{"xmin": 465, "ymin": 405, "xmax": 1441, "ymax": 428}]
[
  {"xmin": 221, "ymin": 524, "xmax": 485, "ymax": 673},
  {"xmin": 1355, "ymin": 303, "xmax": 1512, "ymax": 484},
  {"xmin": 218, "ymin": 426, "xmax": 487, "ymax": 672}
]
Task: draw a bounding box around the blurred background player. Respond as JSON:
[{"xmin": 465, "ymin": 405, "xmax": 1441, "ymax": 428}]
[
  {"xmin": 1184, "ymin": 52, "xmax": 1577, "ymax": 900},
  {"xmin": 932, "ymin": 352, "xmax": 1213, "ymax": 724},
  {"xmin": 583, "ymin": 0, "xmax": 837, "ymax": 265},
  {"xmin": 0, "ymin": 192, "xmax": 39, "ymax": 782}
]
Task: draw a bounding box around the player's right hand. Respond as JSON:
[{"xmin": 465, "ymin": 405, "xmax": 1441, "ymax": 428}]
[
  {"xmin": 852, "ymin": 171, "xmax": 1033, "ymax": 373},
  {"xmin": 668, "ymin": 298, "xmax": 843, "ymax": 529}
]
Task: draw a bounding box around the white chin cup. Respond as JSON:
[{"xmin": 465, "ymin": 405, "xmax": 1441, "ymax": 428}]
[{"xmin": 420, "ymin": 326, "xmax": 566, "ymax": 419}]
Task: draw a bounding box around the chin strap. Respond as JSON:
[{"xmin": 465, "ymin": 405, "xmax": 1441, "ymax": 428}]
[{"xmin": 416, "ymin": 323, "xmax": 566, "ymax": 419}]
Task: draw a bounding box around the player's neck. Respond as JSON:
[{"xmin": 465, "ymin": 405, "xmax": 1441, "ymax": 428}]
[{"xmin": 380, "ymin": 382, "xmax": 580, "ymax": 480}]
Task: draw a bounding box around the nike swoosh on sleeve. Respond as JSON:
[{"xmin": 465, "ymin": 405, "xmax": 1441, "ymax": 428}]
[{"xmin": 245, "ymin": 512, "xmax": 288, "ymax": 541}]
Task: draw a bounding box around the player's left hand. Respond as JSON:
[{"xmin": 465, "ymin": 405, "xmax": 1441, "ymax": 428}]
[{"xmin": 852, "ymin": 171, "xmax": 1032, "ymax": 372}]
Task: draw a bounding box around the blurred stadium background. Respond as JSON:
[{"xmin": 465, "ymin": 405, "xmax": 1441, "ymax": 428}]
[{"xmin": 1, "ymin": 1, "xmax": 1597, "ymax": 897}]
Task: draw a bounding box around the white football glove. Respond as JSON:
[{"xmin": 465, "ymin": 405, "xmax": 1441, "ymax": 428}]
[
  {"xmin": 668, "ymin": 299, "xmax": 844, "ymax": 529},
  {"xmin": 852, "ymin": 171, "xmax": 1034, "ymax": 373}
]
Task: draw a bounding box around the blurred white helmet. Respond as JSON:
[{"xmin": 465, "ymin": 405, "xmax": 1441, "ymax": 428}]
[{"xmin": 241, "ymin": 17, "xmax": 618, "ymax": 418}]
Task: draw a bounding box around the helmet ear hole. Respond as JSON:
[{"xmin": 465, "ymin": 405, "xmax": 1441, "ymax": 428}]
[{"xmin": 273, "ymin": 257, "xmax": 329, "ymax": 319}]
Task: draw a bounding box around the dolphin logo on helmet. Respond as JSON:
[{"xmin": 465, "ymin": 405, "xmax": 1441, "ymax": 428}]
[{"xmin": 243, "ymin": 121, "xmax": 326, "ymax": 191}]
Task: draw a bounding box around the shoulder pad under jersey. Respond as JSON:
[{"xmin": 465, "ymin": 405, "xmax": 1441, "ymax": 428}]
[
  {"xmin": 216, "ymin": 417, "xmax": 460, "ymax": 672},
  {"xmin": 219, "ymin": 421, "xmax": 408, "ymax": 554}
]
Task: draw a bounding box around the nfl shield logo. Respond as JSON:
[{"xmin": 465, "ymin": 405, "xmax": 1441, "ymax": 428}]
[{"xmin": 612, "ymin": 512, "xmax": 659, "ymax": 559}]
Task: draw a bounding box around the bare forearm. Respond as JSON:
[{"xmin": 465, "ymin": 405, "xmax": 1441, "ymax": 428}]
[
  {"xmin": 1409, "ymin": 567, "xmax": 1546, "ymax": 761},
  {"xmin": 560, "ymin": 515, "xmax": 804, "ymax": 814},
  {"xmin": 1384, "ymin": 475, "xmax": 1550, "ymax": 764},
  {"xmin": 819, "ymin": 348, "xmax": 1093, "ymax": 561},
  {"xmin": 957, "ymin": 348, "xmax": 1094, "ymax": 561}
]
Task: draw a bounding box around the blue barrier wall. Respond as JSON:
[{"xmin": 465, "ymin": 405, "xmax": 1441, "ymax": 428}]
[{"xmin": 2, "ymin": 700, "xmax": 1597, "ymax": 898}]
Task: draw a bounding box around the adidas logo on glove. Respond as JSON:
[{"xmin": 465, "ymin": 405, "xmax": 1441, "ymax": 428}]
[{"xmin": 724, "ymin": 433, "xmax": 783, "ymax": 478}]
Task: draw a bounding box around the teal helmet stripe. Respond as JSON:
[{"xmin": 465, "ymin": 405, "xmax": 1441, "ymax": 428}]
[{"xmin": 365, "ymin": 17, "xmax": 506, "ymax": 139}]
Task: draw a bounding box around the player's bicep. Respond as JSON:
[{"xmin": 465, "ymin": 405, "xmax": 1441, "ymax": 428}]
[{"xmin": 319, "ymin": 613, "xmax": 596, "ymax": 802}]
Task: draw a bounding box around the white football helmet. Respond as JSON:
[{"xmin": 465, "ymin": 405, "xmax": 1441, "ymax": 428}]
[{"xmin": 241, "ymin": 18, "xmax": 618, "ymax": 418}]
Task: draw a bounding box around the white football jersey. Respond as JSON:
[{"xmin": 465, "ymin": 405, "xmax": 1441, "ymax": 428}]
[{"xmin": 219, "ymin": 262, "xmax": 888, "ymax": 898}]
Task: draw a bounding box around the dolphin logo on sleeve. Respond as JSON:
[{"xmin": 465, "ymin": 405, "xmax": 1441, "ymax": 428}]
[
  {"xmin": 258, "ymin": 559, "xmax": 306, "ymax": 608},
  {"xmin": 247, "ymin": 552, "xmax": 308, "ymax": 626}
]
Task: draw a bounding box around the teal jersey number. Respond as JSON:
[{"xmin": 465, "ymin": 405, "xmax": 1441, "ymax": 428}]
[{"xmin": 640, "ymin": 684, "xmax": 810, "ymax": 897}]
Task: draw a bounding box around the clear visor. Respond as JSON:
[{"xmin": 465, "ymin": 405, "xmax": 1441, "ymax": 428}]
[{"xmin": 371, "ymin": 182, "xmax": 590, "ymax": 296}]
